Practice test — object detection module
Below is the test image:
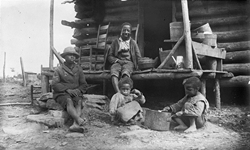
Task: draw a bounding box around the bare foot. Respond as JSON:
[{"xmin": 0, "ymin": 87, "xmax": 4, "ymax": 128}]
[
  {"xmin": 184, "ymin": 126, "xmax": 197, "ymax": 133},
  {"xmin": 69, "ymin": 122, "xmax": 83, "ymax": 133},
  {"xmin": 76, "ymin": 117, "xmax": 87, "ymax": 126},
  {"xmin": 174, "ymin": 125, "xmax": 188, "ymax": 130}
]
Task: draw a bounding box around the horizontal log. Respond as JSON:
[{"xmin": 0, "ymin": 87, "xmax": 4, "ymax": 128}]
[
  {"xmin": 224, "ymin": 50, "xmax": 250, "ymax": 64},
  {"xmin": 75, "ymin": 4, "xmax": 138, "ymax": 14},
  {"xmin": 83, "ymin": 70, "xmax": 203, "ymax": 82},
  {"xmin": 80, "ymin": 56, "xmax": 105, "ymax": 62},
  {"xmin": 211, "ymin": 24, "xmax": 250, "ymax": 32},
  {"xmin": 74, "ymin": 13, "xmax": 138, "ymax": 25},
  {"xmin": 73, "ymin": 24, "xmax": 138, "ymax": 40},
  {"xmin": 218, "ymin": 41, "xmax": 250, "ymax": 52},
  {"xmin": 176, "ymin": 1, "xmax": 248, "ymax": 19},
  {"xmin": 223, "ymin": 63, "xmax": 250, "ymax": 75},
  {"xmin": 71, "ymin": 36, "xmax": 116, "ymax": 47},
  {"xmin": 214, "ymin": 29, "xmax": 250, "ymax": 43},
  {"xmin": 103, "ymin": 0, "xmax": 138, "ymax": 8},
  {"xmin": 191, "ymin": 15, "xmax": 249, "ymax": 30},
  {"xmin": 220, "ymin": 75, "xmax": 250, "ymax": 87},
  {"xmin": 80, "ymin": 63, "xmax": 104, "ymax": 71}
]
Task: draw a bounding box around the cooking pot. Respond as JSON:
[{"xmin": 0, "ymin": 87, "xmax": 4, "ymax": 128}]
[{"xmin": 143, "ymin": 108, "xmax": 172, "ymax": 131}]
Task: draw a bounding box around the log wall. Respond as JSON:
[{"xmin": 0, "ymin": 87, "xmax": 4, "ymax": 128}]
[
  {"xmin": 71, "ymin": 0, "xmax": 139, "ymax": 48},
  {"xmin": 175, "ymin": 0, "xmax": 250, "ymax": 87}
]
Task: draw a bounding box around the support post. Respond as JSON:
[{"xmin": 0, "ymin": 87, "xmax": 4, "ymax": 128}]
[
  {"xmin": 201, "ymin": 79, "xmax": 206, "ymax": 97},
  {"xmin": 49, "ymin": 0, "xmax": 54, "ymax": 69},
  {"xmin": 3, "ymin": 52, "xmax": 6, "ymax": 83},
  {"xmin": 20, "ymin": 57, "xmax": 26, "ymax": 86},
  {"xmin": 215, "ymin": 79, "xmax": 221, "ymax": 109},
  {"xmin": 138, "ymin": 0, "xmax": 144, "ymax": 56},
  {"xmin": 181, "ymin": 0, "xmax": 193, "ymax": 69},
  {"xmin": 172, "ymin": 0, "xmax": 176, "ymax": 22}
]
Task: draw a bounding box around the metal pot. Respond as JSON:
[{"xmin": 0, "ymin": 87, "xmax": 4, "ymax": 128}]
[{"xmin": 143, "ymin": 108, "xmax": 171, "ymax": 131}]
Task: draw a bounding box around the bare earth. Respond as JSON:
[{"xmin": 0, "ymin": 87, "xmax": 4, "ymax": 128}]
[{"xmin": 0, "ymin": 82, "xmax": 250, "ymax": 150}]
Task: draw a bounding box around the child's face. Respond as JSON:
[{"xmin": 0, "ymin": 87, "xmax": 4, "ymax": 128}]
[
  {"xmin": 184, "ymin": 83, "xmax": 198, "ymax": 97},
  {"xmin": 120, "ymin": 83, "xmax": 131, "ymax": 96}
]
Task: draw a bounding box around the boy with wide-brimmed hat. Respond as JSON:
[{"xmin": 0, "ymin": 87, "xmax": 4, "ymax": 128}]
[{"xmin": 52, "ymin": 46, "xmax": 88, "ymax": 132}]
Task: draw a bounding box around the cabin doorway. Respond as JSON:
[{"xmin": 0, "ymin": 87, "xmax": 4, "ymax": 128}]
[{"xmin": 143, "ymin": 0, "xmax": 173, "ymax": 59}]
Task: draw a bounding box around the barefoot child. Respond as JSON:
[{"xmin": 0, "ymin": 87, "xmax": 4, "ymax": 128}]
[
  {"xmin": 163, "ymin": 77, "xmax": 209, "ymax": 133},
  {"xmin": 52, "ymin": 47, "xmax": 88, "ymax": 132},
  {"xmin": 109, "ymin": 77, "xmax": 145, "ymax": 125}
]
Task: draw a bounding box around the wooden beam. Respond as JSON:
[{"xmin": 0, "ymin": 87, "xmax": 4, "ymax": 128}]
[
  {"xmin": 192, "ymin": 41, "xmax": 226, "ymax": 59},
  {"xmin": 49, "ymin": 0, "xmax": 54, "ymax": 69},
  {"xmin": 157, "ymin": 35, "xmax": 184, "ymax": 69},
  {"xmin": 51, "ymin": 46, "xmax": 64, "ymax": 64},
  {"xmin": 181, "ymin": 0, "xmax": 193, "ymax": 69}
]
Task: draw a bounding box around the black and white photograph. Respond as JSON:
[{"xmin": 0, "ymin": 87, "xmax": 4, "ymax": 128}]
[{"xmin": 0, "ymin": 0, "xmax": 250, "ymax": 149}]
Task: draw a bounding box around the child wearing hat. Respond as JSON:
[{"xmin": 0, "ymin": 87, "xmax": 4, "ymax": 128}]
[
  {"xmin": 109, "ymin": 77, "xmax": 145, "ymax": 125},
  {"xmin": 163, "ymin": 77, "xmax": 209, "ymax": 133},
  {"xmin": 52, "ymin": 47, "xmax": 88, "ymax": 132}
]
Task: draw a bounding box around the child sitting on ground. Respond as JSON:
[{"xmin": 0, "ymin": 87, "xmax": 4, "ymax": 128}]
[
  {"xmin": 163, "ymin": 77, "xmax": 209, "ymax": 133},
  {"xmin": 109, "ymin": 77, "xmax": 146, "ymax": 125}
]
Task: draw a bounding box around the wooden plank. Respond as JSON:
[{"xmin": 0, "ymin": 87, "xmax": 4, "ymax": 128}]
[
  {"xmin": 192, "ymin": 41, "xmax": 226, "ymax": 59},
  {"xmin": 157, "ymin": 35, "xmax": 184, "ymax": 69}
]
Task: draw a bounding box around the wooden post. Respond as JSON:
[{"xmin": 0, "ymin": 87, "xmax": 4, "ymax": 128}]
[
  {"xmin": 41, "ymin": 65, "xmax": 49, "ymax": 93},
  {"xmin": 201, "ymin": 79, "xmax": 206, "ymax": 97},
  {"xmin": 181, "ymin": 0, "xmax": 193, "ymax": 69},
  {"xmin": 138, "ymin": 0, "xmax": 144, "ymax": 56},
  {"xmin": 172, "ymin": 1, "xmax": 176, "ymax": 22},
  {"xmin": 49, "ymin": 0, "xmax": 54, "ymax": 69},
  {"xmin": 215, "ymin": 79, "xmax": 221, "ymax": 109},
  {"xmin": 3, "ymin": 52, "xmax": 6, "ymax": 83},
  {"xmin": 20, "ymin": 57, "xmax": 26, "ymax": 86}
]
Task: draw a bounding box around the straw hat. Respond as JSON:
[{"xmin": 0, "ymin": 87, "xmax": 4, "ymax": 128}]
[{"xmin": 60, "ymin": 47, "xmax": 79, "ymax": 59}]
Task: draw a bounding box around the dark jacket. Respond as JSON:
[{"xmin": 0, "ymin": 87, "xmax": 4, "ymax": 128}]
[
  {"xmin": 107, "ymin": 38, "xmax": 141, "ymax": 70},
  {"xmin": 51, "ymin": 63, "xmax": 88, "ymax": 99}
]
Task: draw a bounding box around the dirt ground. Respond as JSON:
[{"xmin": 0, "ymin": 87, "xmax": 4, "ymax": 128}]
[{"xmin": 0, "ymin": 82, "xmax": 250, "ymax": 150}]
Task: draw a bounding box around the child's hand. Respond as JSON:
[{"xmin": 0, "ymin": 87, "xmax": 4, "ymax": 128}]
[
  {"xmin": 162, "ymin": 106, "xmax": 171, "ymax": 112},
  {"xmin": 131, "ymin": 89, "xmax": 142, "ymax": 97},
  {"xmin": 175, "ymin": 111, "xmax": 183, "ymax": 116}
]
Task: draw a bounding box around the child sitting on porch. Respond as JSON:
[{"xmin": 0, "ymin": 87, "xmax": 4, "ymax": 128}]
[
  {"xmin": 163, "ymin": 76, "xmax": 209, "ymax": 133},
  {"xmin": 109, "ymin": 77, "xmax": 145, "ymax": 125}
]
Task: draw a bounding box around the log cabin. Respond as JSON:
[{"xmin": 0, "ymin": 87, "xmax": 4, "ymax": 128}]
[{"xmin": 42, "ymin": 0, "xmax": 250, "ymax": 109}]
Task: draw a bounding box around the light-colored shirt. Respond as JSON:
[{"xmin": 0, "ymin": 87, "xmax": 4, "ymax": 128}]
[{"xmin": 109, "ymin": 92, "xmax": 145, "ymax": 115}]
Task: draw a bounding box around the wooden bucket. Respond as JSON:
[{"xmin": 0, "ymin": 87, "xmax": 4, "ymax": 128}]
[
  {"xmin": 170, "ymin": 22, "xmax": 183, "ymax": 41},
  {"xmin": 143, "ymin": 108, "xmax": 171, "ymax": 131}
]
